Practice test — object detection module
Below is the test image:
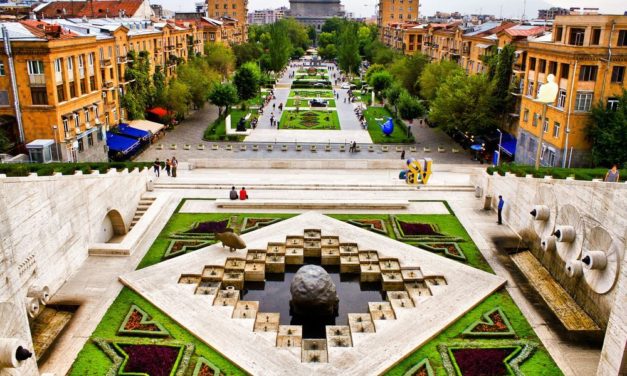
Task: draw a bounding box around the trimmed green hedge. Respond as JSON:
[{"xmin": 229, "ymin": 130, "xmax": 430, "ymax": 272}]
[
  {"xmin": 0, "ymin": 162, "xmax": 152, "ymax": 177},
  {"xmin": 487, "ymin": 163, "xmax": 617, "ymax": 181}
]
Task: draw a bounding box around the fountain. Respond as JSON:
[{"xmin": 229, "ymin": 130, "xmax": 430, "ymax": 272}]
[{"xmin": 290, "ymin": 265, "xmax": 339, "ymax": 317}]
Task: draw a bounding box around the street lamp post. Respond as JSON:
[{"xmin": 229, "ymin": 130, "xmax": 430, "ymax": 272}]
[
  {"xmin": 534, "ymin": 74, "xmax": 559, "ymax": 169},
  {"xmin": 496, "ymin": 129, "xmax": 503, "ymax": 166},
  {"xmin": 52, "ymin": 125, "xmax": 61, "ymax": 161}
]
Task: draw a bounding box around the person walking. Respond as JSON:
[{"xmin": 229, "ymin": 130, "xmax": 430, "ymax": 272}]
[
  {"xmin": 497, "ymin": 195, "xmax": 504, "ymax": 225},
  {"xmin": 400, "ymin": 150, "xmax": 406, "ymax": 160},
  {"xmin": 153, "ymin": 158, "xmax": 160, "ymax": 177},
  {"xmin": 604, "ymin": 164, "xmax": 620, "ymax": 182},
  {"xmin": 239, "ymin": 187, "xmax": 248, "ymax": 200},
  {"xmin": 165, "ymin": 158, "xmax": 171, "ymax": 177},
  {"xmin": 171, "ymin": 156, "xmax": 178, "ymax": 178},
  {"xmin": 229, "ymin": 186, "xmax": 238, "ymax": 200}
]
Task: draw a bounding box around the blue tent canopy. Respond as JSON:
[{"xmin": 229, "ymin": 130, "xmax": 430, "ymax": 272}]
[
  {"xmin": 115, "ymin": 123, "xmax": 150, "ymax": 140},
  {"xmin": 499, "ymin": 132, "xmax": 517, "ymax": 156},
  {"xmin": 106, "ymin": 132, "xmax": 141, "ymax": 155}
]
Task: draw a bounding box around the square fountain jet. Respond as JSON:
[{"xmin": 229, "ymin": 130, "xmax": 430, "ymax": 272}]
[{"xmin": 121, "ymin": 212, "xmax": 505, "ymax": 375}]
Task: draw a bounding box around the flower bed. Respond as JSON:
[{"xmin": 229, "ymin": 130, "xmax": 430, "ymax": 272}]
[
  {"xmin": 462, "ymin": 308, "xmax": 515, "ymax": 337},
  {"xmin": 346, "ymin": 219, "xmax": 388, "ymax": 235},
  {"xmin": 116, "ymin": 344, "xmax": 183, "ymax": 376},
  {"xmin": 417, "ymin": 242, "xmax": 466, "ymax": 261},
  {"xmin": 241, "ymin": 217, "xmax": 282, "ymax": 233},
  {"xmin": 118, "ymin": 305, "xmax": 170, "ymax": 337},
  {"xmin": 163, "ymin": 240, "xmax": 213, "ymax": 259},
  {"xmin": 171, "ymin": 220, "xmax": 230, "ymax": 239},
  {"xmin": 438, "ymin": 342, "xmax": 536, "ymax": 376},
  {"xmin": 391, "ymin": 216, "xmax": 461, "ymax": 242},
  {"xmin": 403, "ymin": 358, "xmax": 434, "ymax": 376},
  {"xmin": 193, "ymin": 358, "xmax": 221, "ymax": 376},
  {"xmin": 279, "ymin": 110, "xmax": 340, "ymax": 130}
]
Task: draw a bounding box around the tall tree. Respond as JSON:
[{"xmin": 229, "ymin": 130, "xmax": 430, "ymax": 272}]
[
  {"xmin": 397, "ymin": 91, "xmax": 425, "ymax": 123},
  {"xmin": 233, "ymin": 62, "xmax": 261, "ymax": 101},
  {"xmin": 429, "ymin": 72, "xmax": 497, "ymax": 136},
  {"xmin": 204, "ymin": 43, "xmax": 235, "ymax": 78},
  {"xmin": 586, "ymin": 90, "xmax": 627, "ymax": 167},
  {"xmin": 384, "ymin": 84, "xmax": 404, "ymax": 115},
  {"xmin": 369, "ymin": 71, "xmax": 393, "ymax": 97},
  {"xmin": 164, "ymin": 80, "xmax": 192, "ymax": 118},
  {"xmin": 177, "ymin": 58, "xmax": 220, "ymax": 109},
  {"xmin": 389, "ymin": 54, "xmax": 429, "ymax": 96},
  {"xmin": 232, "ymin": 42, "xmax": 263, "ymax": 67},
  {"xmin": 337, "ymin": 22, "xmax": 361, "ymax": 75},
  {"xmin": 492, "ymin": 44, "xmax": 516, "ymax": 116},
  {"xmin": 419, "ymin": 60, "xmax": 463, "ymax": 101},
  {"xmin": 209, "ymin": 83, "xmax": 239, "ymax": 116},
  {"xmin": 267, "ymin": 22, "xmax": 291, "ymax": 72}
]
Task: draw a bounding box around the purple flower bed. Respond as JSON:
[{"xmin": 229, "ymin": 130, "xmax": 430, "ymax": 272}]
[
  {"xmin": 119, "ymin": 344, "xmax": 181, "ymax": 376},
  {"xmin": 398, "ymin": 221, "xmax": 440, "ymax": 236},
  {"xmin": 185, "ymin": 220, "xmax": 228, "ymax": 234},
  {"xmin": 451, "ymin": 348, "xmax": 516, "ymax": 376}
]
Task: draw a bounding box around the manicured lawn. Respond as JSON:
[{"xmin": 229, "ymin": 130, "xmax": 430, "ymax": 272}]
[
  {"xmin": 296, "ymin": 68, "xmax": 327, "ymax": 74},
  {"xmin": 203, "ymin": 109, "xmax": 257, "ymax": 141},
  {"xmin": 363, "ymin": 106, "xmax": 414, "ymax": 144},
  {"xmin": 294, "ymin": 74, "xmax": 330, "ymax": 80},
  {"xmin": 289, "ymin": 89, "xmax": 334, "ymax": 98},
  {"xmin": 285, "ymin": 98, "xmax": 336, "ymax": 108},
  {"xmin": 279, "ymin": 110, "xmax": 341, "ymax": 130}
]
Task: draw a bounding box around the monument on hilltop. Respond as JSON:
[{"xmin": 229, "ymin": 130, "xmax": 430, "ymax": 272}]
[{"xmin": 288, "ymin": 0, "xmax": 346, "ymax": 32}]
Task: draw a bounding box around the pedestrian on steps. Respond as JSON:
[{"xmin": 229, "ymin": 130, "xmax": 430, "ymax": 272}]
[{"xmin": 171, "ymin": 156, "xmax": 178, "ymax": 178}]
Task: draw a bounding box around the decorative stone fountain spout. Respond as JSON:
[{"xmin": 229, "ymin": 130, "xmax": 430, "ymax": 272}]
[{"xmin": 290, "ymin": 265, "xmax": 339, "ymax": 316}]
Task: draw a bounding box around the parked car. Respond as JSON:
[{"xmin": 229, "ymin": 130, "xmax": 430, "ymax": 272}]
[
  {"xmin": 340, "ymin": 82, "xmax": 351, "ymax": 89},
  {"xmin": 310, "ymin": 99, "xmax": 328, "ymax": 107}
]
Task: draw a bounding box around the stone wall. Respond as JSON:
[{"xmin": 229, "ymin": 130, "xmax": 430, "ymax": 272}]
[
  {"xmin": 476, "ymin": 172, "xmax": 627, "ymax": 328},
  {"xmin": 0, "ymin": 169, "xmax": 149, "ymax": 304}
]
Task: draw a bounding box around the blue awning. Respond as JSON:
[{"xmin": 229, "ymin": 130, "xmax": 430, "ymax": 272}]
[
  {"xmin": 106, "ymin": 132, "xmax": 140, "ymax": 155},
  {"xmin": 114, "ymin": 123, "xmax": 150, "ymax": 140},
  {"xmin": 499, "ymin": 132, "xmax": 517, "ymax": 156}
]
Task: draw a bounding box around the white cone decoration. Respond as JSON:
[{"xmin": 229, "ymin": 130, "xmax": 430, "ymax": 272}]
[
  {"xmin": 0, "ymin": 338, "xmax": 28, "ymax": 368},
  {"xmin": 540, "ymin": 237, "xmax": 556, "ymax": 252},
  {"xmin": 25, "ymin": 297, "xmax": 39, "ymax": 318},
  {"xmin": 581, "ymin": 250, "xmax": 607, "ymax": 270},
  {"xmin": 530, "ymin": 205, "xmax": 550, "ymax": 221},
  {"xmin": 565, "ymin": 260, "xmax": 583, "ymax": 278},
  {"xmin": 554, "ymin": 225, "xmax": 576, "ymax": 243},
  {"xmin": 27, "ymin": 285, "xmax": 50, "ymax": 305}
]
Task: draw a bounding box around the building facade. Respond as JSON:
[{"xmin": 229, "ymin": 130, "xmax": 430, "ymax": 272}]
[
  {"xmin": 206, "ymin": 0, "xmax": 247, "ymax": 40},
  {"xmin": 515, "ymin": 15, "xmax": 627, "ymax": 167},
  {"xmin": 288, "ymin": 0, "xmax": 345, "ymax": 32},
  {"xmin": 377, "ymin": 0, "xmax": 420, "ymax": 28},
  {"xmin": 247, "ymin": 7, "xmax": 286, "ymax": 25}
]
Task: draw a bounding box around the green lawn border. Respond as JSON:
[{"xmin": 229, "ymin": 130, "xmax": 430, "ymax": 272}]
[
  {"xmin": 118, "ymin": 304, "xmax": 170, "ymax": 337},
  {"xmin": 461, "ymin": 307, "xmax": 516, "ymax": 338},
  {"xmin": 279, "ymin": 109, "xmax": 340, "ymax": 130},
  {"xmin": 402, "ymin": 358, "xmax": 434, "ymax": 376}
]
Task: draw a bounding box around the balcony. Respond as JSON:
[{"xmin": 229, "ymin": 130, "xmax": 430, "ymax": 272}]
[
  {"xmin": 103, "ymin": 81, "xmax": 115, "ymax": 89},
  {"xmin": 117, "ymin": 56, "xmax": 128, "ymax": 64},
  {"xmin": 176, "ymin": 42, "xmax": 183, "ymax": 48},
  {"xmin": 85, "ymin": 122, "xmax": 92, "ymax": 130},
  {"xmin": 79, "ymin": 68, "xmax": 85, "ymax": 79},
  {"xmin": 28, "ymin": 74, "xmax": 46, "ymax": 87},
  {"xmin": 165, "ymin": 45, "xmax": 175, "ymax": 51},
  {"xmin": 54, "ymin": 71, "xmax": 63, "ymax": 84},
  {"xmin": 64, "ymin": 130, "xmax": 74, "ymax": 140},
  {"xmin": 100, "ymin": 59, "xmax": 112, "ymax": 67},
  {"xmin": 75, "ymin": 126, "xmax": 82, "ymax": 135}
]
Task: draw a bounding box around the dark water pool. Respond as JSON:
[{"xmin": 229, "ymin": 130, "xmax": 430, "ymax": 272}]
[{"xmin": 242, "ymin": 260, "xmax": 386, "ymax": 338}]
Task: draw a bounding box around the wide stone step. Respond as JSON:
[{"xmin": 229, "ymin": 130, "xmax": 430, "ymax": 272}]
[
  {"xmin": 215, "ymin": 199, "xmax": 408, "ymax": 210},
  {"xmin": 153, "ymin": 183, "xmax": 474, "ymax": 192}
]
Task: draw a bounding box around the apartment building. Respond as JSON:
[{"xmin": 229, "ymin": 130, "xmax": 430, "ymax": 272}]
[
  {"xmin": 206, "ymin": 0, "xmax": 247, "ymax": 41},
  {"xmin": 377, "ymin": 0, "xmax": 420, "ymax": 28},
  {"xmin": 515, "ymin": 15, "xmax": 627, "ymax": 167},
  {"xmin": 34, "ymin": 0, "xmax": 154, "ymax": 19},
  {"xmin": 247, "ymin": 7, "xmax": 286, "ymax": 25}
]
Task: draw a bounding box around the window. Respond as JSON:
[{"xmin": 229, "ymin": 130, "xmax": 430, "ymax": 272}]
[
  {"xmin": 611, "ymin": 66, "xmax": 625, "ymax": 83},
  {"xmin": 529, "ymin": 57, "xmax": 536, "ymax": 70},
  {"xmin": 56, "ymin": 84, "xmax": 65, "ymax": 102},
  {"xmin": 607, "ymin": 98, "xmax": 619, "ymax": 111},
  {"xmin": 89, "ymin": 76, "xmax": 96, "ymax": 91},
  {"xmin": 87, "ymin": 133, "xmax": 94, "ymax": 147},
  {"xmin": 555, "ymin": 26, "xmax": 563, "ymax": 42},
  {"xmin": 78, "ymin": 138, "xmax": 84, "ymax": 153},
  {"xmin": 575, "ymin": 92, "xmax": 593, "ymax": 112},
  {"xmin": 54, "ymin": 58, "xmax": 62, "ymax": 73},
  {"xmin": 538, "ymin": 59, "xmax": 546, "ymax": 72},
  {"xmin": 617, "ymin": 30, "xmax": 626, "ymax": 47},
  {"xmin": 74, "ymin": 113, "xmax": 80, "ymax": 129},
  {"xmin": 30, "ymin": 87, "xmax": 48, "ymax": 105},
  {"xmin": 543, "ymin": 117, "xmax": 549, "ymax": 133},
  {"xmin": 568, "ymin": 28, "xmax": 585, "ymax": 46},
  {"xmin": 523, "ymin": 109, "xmax": 529, "ymax": 122},
  {"xmin": 553, "ymin": 122, "xmax": 560, "ymax": 138},
  {"xmin": 591, "ymin": 28, "xmax": 601, "ymax": 45},
  {"xmin": 0, "ymin": 90, "xmax": 8, "ymax": 105},
  {"xmin": 88, "ymin": 53, "xmax": 94, "ymax": 66},
  {"xmin": 27, "ymin": 60, "xmax": 44, "ymax": 75},
  {"xmin": 527, "ymin": 80, "xmax": 534, "ymax": 96},
  {"xmin": 0, "ymin": 62, "xmax": 4, "ymax": 76},
  {"xmin": 548, "ymin": 61, "xmax": 557, "ymax": 75},
  {"xmin": 85, "ymin": 109, "xmax": 90, "ymax": 123},
  {"xmin": 78, "ymin": 55, "xmax": 84, "ymax": 68},
  {"xmin": 578, "ymin": 65, "xmax": 597, "ymax": 81},
  {"xmin": 560, "ymin": 63, "xmax": 569, "ymax": 80},
  {"xmin": 532, "ymin": 113, "xmax": 538, "ymax": 127},
  {"xmin": 63, "ymin": 118, "xmax": 69, "ymax": 133},
  {"xmin": 557, "ymin": 89, "xmax": 566, "ymax": 108},
  {"xmin": 67, "ymin": 57, "xmax": 73, "ymax": 70},
  {"xmin": 80, "ymin": 79, "xmax": 86, "ymax": 95},
  {"xmin": 69, "ymin": 83, "xmax": 77, "ymax": 98}
]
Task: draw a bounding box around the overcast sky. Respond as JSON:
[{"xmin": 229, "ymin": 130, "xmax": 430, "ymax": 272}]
[{"xmin": 152, "ymin": 0, "xmax": 625, "ymax": 19}]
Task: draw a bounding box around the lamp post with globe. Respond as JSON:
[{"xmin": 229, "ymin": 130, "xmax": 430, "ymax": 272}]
[{"xmin": 534, "ymin": 74, "xmax": 559, "ymax": 169}]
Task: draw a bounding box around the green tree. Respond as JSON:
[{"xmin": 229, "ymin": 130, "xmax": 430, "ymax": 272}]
[
  {"xmin": 267, "ymin": 22, "xmax": 292, "ymax": 72},
  {"xmin": 178, "ymin": 58, "xmax": 220, "ymax": 109},
  {"xmin": 164, "ymin": 80, "xmax": 191, "ymax": 118},
  {"xmin": 318, "ymin": 32, "xmax": 336, "ymax": 48},
  {"xmin": 397, "ymin": 91, "xmax": 425, "ymax": 123},
  {"xmin": 0, "ymin": 125, "xmax": 13, "ymax": 152},
  {"xmin": 586, "ymin": 90, "xmax": 627, "ymax": 166},
  {"xmin": 492, "ymin": 44, "xmax": 516, "ymax": 116},
  {"xmin": 336, "ymin": 22, "xmax": 361, "ymax": 75},
  {"xmin": 389, "ymin": 54, "xmax": 429, "ymax": 96},
  {"xmin": 204, "ymin": 43, "xmax": 235, "ymax": 78},
  {"xmin": 233, "ymin": 62, "xmax": 261, "ymax": 101},
  {"xmin": 152, "ymin": 67, "xmax": 166, "ymax": 106},
  {"xmin": 369, "ymin": 71, "xmax": 393, "ymax": 97},
  {"xmin": 122, "ymin": 51, "xmax": 154, "ymax": 120},
  {"xmin": 364, "ymin": 64, "xmax": 385, "ymax": 83},
  {"xmin": 232, "ymin": 42, "xmax": 263, "ymax": 67},
  {"xmin": 281, "ymin": 18, "xmax": 311, "ymax": 50},
  {"xmin": 321, "ymin": 17, "xmax": 345, "ymax": 34},
  {"xmin": 419, "ymin": 60, "xmax": 463, "ymax": 100},
  {"xmin": 384, "ymin": 84, "xmax": 404, "ymax": 115},
  {"xmin": 209, "ymin": 83, "xmax": 239, "ymax": 116},
  {"xmin": 318, "ymin": 44, "xmax": 337, "ymax": 60},
  {"xmin": 429, "ymin": 73, "xmax": 497, "ymax": 136}
]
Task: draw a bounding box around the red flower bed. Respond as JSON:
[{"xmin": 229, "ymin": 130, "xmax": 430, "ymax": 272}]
[
  {"xmin": 474, "ymin": 311, "xmax": 509, "ymax": 332},
  {"xmin": 185, "ymin": 220, "xmax": 228, "ymax": 234},
  {"xmin": 124, "ymin": 310, "xmax": 160, "ymax": 332},
  {"xmin": 399, "ymin": 221, "xmax": 440, "ymax": 236},
  {"xmin": 198, "ymin": 363, "xmax": 218, "ymax": 376},
  {"xmin": 171, "ymin": 240, "xmax": 204, "ymax": 251},
  {"xmin": 243, "ymin": 218, "xmax": 274, "ymax": 230},
  {"xmin": 411, "ymin": 364, "xmax": 429, "ymax": 376},
  {"xmin": 451, "ymin": 348, "xmax": 515, "ymax": 376},
  {"xmin": 425, "ymin": 243, "xmax": 460, "ymax": 256},
  {"xmin": 355, "ymin": 219, "xmax": 385, "ymax": 231},
  {"xmin": 119, "ymin": 344, "xmax": 180, "ymax": 376}
]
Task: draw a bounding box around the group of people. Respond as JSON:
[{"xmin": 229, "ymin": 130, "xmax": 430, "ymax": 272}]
[
  {"xmin": 348, "ymin": 141, "xmax": 358, "ymax": 153},
  {"xmin": 153, "ymin": 157, "xmax": 178, "ymax": 177},
  {"xmin": 229, "ymin": 186, "xmax": 248, "ymax": 200},
  {"xmin": 354, "ymin": 105, "xmax": 367, "ymax": 129}
]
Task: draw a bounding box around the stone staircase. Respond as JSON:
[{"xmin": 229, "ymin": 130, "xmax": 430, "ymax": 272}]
[{"xmin": 130, "ymin": 196, "xmax": 156, "ymax": 230}]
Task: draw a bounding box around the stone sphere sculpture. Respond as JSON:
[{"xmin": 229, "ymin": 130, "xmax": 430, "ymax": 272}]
[{"xmin": 290, "ymin": 265, "xmax": 339, "ymax": 316}]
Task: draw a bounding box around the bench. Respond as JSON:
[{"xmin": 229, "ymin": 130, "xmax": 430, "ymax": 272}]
[{"xmin": 510, "ymin": 251, "xmax": 601, "ymax": 334}]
